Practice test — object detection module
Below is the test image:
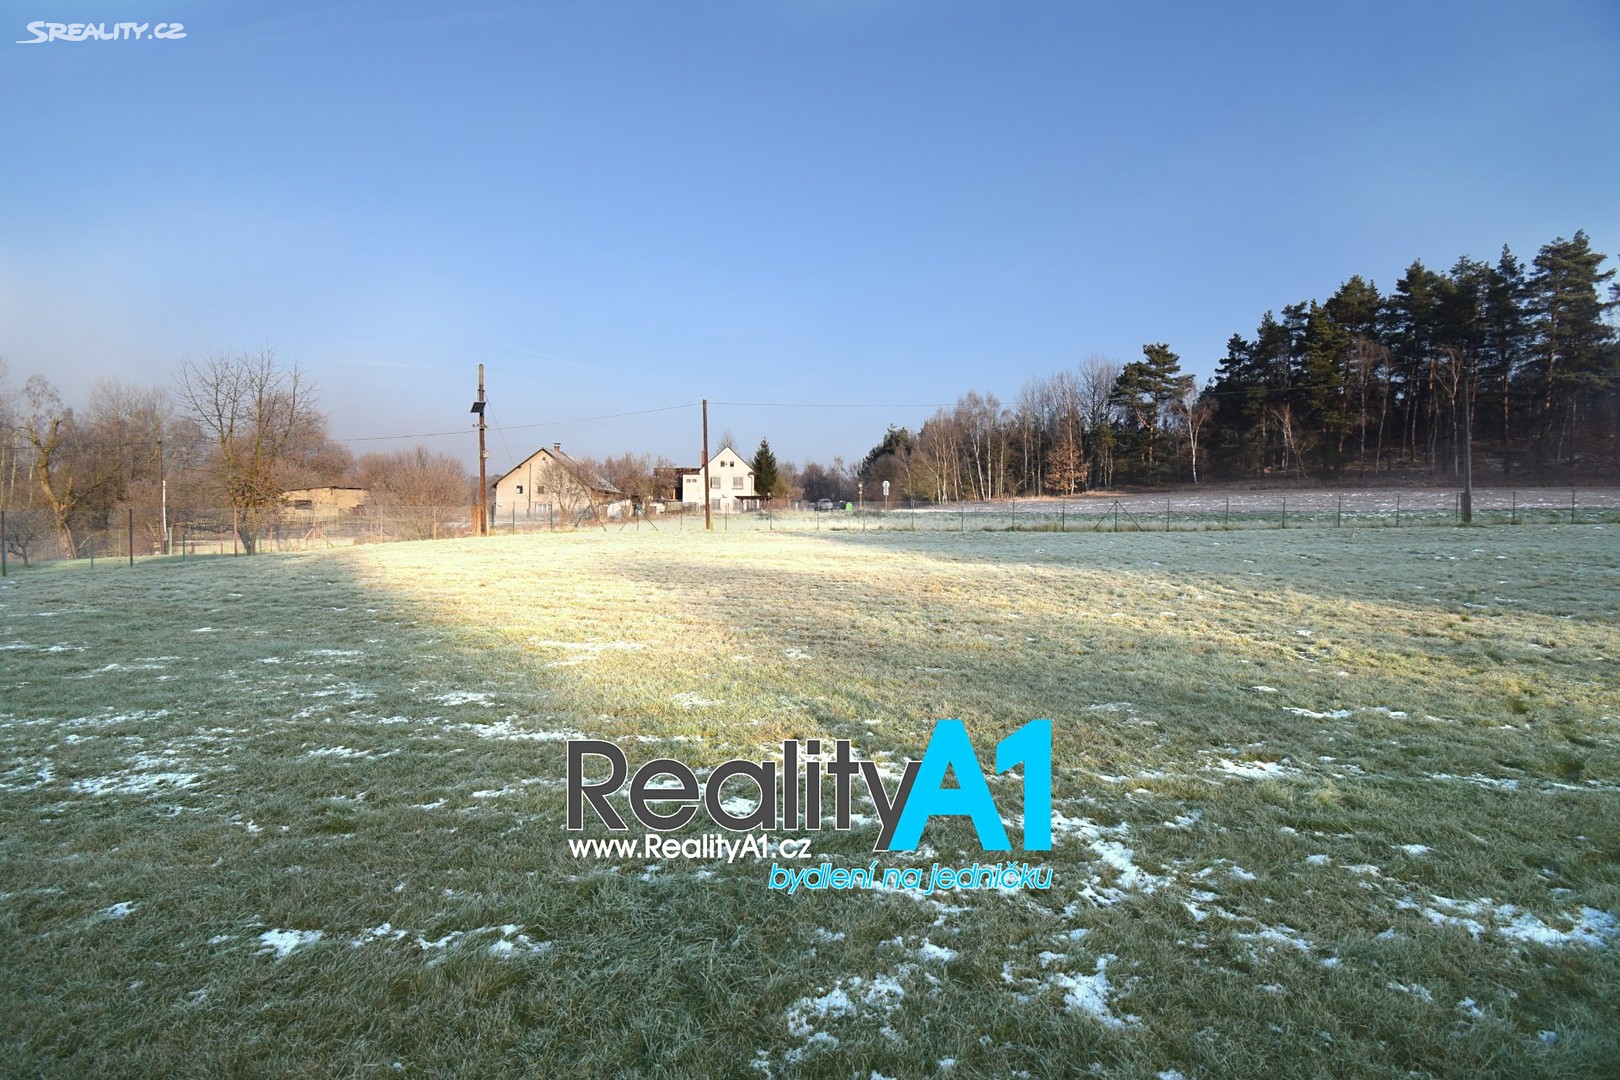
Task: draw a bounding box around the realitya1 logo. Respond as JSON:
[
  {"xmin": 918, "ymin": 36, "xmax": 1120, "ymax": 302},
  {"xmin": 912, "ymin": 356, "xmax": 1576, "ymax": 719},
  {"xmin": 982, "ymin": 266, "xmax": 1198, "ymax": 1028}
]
[{"xmin": 567, "ymin": 719, "xmax": 1052, "ymax": 852}]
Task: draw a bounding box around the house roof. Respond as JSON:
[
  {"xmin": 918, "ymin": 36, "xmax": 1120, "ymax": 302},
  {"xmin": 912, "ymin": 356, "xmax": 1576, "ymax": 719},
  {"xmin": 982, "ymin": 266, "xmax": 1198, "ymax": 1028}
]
[
  {"xmin": 681, "ymin": 446, "xmax": 753, "ymax": 474},
  {"xmin": 494, "ymin": 446, "xmax": 621, "ymax": 495}
]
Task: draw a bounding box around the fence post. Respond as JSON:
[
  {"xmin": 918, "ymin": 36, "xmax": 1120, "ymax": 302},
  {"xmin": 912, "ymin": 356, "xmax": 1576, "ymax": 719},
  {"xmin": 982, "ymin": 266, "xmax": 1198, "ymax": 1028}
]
[
  {"xmin": 959, "ymin": 504, "xmax": 964, "ymax": 532},
  {"xmin": 128, "ymin": 509, "xmax": 134, "ymax": 566},
  {"xmin": 1570, "ymin": 489, "xmax": 1577, "ymax": 525},
  {"xmin": 1059, "ymin": 504, "xmax": 1065, "ymax": 533},
  {"xmin": 1113, "ymin": 502, "xmax": 1120, "ymax": 532},
  {"xmin": 1281, "ymin": 497, "xmax": 1287, "ymax": 530},
  {"xmin": 1, "ymin": 510, "xmax": 6, "ymax": 577},
  {"xmin": 1165, "ymin": 497, "xmax": 1171, "ymax": 533},
  {"xmin": 1511, "ymin": 490, "xmax": 1517, "ymax": 525},
  {"xmin": 1395, "ymin": 493, "xmax": 1401, "ymax": 528},
  {"xmin": 1336, "ymin": 495, "xmax": 1342, "ymax": 528},
  {"xmin": 1224, "ymin": 497, "xmax": 1230, "ymax": 529}
]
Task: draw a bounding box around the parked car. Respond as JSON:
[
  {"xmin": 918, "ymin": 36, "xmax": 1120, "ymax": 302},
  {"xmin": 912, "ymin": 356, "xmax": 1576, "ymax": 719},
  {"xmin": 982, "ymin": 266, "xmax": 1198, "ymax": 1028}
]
[{"xmin": 815, "ymin": 499, "xmax": 834, "ymax": 512}]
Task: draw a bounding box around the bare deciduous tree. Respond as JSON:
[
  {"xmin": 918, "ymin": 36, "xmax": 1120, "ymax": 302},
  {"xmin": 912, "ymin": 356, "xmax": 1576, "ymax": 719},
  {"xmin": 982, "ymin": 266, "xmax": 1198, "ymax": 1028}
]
[
  {"xmin": 1173, "ymin": 377, "xmax": 1217, "ymax": 484},
  {"xmin": 1078, "ymin": 354, "xmax": 1122, "ymax": 490},
  {"xmin": 174, "ymin": 349, "xmax": 326, "ymax": 553},
  {"xmin": 23, "ymin": 376, "xmax": 118, "ymax": 555},
  {"xmin": 357, "ymin": 446, "xmax": 472, "ymax": 541}
]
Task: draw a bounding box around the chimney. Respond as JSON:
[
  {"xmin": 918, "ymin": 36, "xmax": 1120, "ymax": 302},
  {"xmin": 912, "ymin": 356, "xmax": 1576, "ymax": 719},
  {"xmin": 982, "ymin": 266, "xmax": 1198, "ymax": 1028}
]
[{"xmin": 553, "ymin": 442, "xmax": 561, "ymax": 452}]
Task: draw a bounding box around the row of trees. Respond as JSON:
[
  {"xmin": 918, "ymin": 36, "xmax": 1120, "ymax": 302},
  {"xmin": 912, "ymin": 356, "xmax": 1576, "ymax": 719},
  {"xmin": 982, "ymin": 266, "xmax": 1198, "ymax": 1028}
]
[
  {"xmin": 0, "ymin": 350, "xmax": 473, "ymax": 558},
  {"xmin": 7, "ymin": 230, "xmax": 1612, "ymax": 553},
  {"xmin": 1205, "ymin": 232, "xmax": 1616, "ymax": 482},
  {"xmin": 823, "ymin": 231, "xmax": 1616, "ymax": 497}
]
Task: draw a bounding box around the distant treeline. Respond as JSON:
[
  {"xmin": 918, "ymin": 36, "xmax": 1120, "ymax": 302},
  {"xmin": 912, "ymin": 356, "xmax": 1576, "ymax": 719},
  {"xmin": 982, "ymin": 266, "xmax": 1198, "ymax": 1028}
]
[{"xmin": 810, "ymin": 231, "xmax": 1617, "ymax": 502}]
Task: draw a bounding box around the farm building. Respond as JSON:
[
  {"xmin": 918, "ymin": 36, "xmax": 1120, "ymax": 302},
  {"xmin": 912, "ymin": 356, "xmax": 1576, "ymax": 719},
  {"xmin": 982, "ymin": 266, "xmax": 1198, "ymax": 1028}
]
[{"xmin": 281, "ymin": 487, "xmax": 368, "ymax": 517}]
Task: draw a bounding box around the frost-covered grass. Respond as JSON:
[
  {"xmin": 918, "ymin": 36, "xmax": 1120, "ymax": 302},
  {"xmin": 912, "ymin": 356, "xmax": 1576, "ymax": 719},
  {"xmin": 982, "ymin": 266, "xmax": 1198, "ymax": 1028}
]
[{"xmin": 0, "ymin": 524, "xmax": 1616, "ymax": 1078}]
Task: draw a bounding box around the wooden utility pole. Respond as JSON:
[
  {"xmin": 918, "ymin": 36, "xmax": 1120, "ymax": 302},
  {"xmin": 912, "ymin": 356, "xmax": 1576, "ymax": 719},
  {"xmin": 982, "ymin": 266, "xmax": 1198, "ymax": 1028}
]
[
  {"xmin": 701, "ymin": 398, "xmax": 712, "ymax": 531},
  {"xmin": 471, "ymin": 364, "xmax": 488, "ymax": 535}
]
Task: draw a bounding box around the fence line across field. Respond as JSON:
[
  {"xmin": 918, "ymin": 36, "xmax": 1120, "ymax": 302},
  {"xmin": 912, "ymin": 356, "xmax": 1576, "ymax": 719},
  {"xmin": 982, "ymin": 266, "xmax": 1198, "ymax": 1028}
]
[
  {"xmin": 3, "ymin": 487, "xmax": 1618, "ymax": 571},
  {"xmin": 731, "ymin": 487, "xmax": 1619, "ymax": 534}
]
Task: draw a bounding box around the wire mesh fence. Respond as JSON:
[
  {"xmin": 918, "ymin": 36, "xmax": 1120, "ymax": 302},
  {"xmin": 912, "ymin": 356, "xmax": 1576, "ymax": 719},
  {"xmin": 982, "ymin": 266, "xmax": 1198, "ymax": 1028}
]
[
  {"xmin": 3, "ymin": 487, "xmax": 1617, "ymax": 573},
  {"xmin": 745, "ymin": 487, "xmax": 1620, "ymax": 534}
]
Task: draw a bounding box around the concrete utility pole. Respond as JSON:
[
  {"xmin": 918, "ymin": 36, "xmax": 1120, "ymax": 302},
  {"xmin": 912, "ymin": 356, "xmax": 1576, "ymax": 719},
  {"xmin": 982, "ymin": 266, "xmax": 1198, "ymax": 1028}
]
[
  {"xmin": 701, "ymin": 398, "xmax": 712, "ymax": 531},
  {"xmin": 1461, "ymin": 364, "xmax": 1474, "ymax": 524},
  {"xmin": 159, "ymin": 437, "xmax": 168, "ymax": 555},
  {"xmin": 471, "ymin": 364, "xmax": 488, "ymax": 535}
]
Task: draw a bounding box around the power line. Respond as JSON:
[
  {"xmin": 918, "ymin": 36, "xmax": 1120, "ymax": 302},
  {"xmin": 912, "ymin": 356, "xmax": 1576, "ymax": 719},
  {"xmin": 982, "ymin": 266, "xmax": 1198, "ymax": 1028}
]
[
  {"xmin": 710, "ymin": 401, "xmax": 953, "ymax": 408},
  {"xmin": 336, "ymin": 402, "xmax": 699, "ymax": 443}
]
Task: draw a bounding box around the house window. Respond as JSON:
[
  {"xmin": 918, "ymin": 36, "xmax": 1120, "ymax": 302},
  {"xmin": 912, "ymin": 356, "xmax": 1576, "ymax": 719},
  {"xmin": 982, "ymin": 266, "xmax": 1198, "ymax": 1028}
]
[
  {"xmin": 293, "ymin": 500, "xmax": 314, "ymax": 511},
  {"xmin": 710, "ymin": 476, "xmax": 720, "ymax": 489},
  {"xmin": 516, "ymin": 485, "xmax": 524, "ymax": 494},
  {"xmin": 732, "ymin": 477, "xmax": 743, "ymax": 489},
  {"xmin": 710, "ymin": 498, "xmax": 721, "ymax": 510}
]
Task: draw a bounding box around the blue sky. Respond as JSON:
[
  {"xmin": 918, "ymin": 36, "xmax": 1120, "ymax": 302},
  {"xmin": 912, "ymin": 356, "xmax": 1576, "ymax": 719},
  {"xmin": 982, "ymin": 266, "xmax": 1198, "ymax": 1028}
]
[{"xmin": 3, "ymin": 0, "xmax": 1617, "ymax": 473}]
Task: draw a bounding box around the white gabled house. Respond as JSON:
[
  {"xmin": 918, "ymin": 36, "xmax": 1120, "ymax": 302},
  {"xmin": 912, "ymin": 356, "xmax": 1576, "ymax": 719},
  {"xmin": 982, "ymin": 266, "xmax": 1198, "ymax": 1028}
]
[
  {"xmin": 491, "ymin": 443, "xmax": 626, "ymax": 525},
  {"xmin": 677, "ymin": 446, "xmax": 762, "ymax": 513}
]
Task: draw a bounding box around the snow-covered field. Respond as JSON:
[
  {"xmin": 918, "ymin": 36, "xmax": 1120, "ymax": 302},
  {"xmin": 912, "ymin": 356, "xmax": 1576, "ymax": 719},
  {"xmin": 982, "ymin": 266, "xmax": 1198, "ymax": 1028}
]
[{"xmin": 0, "ymin": 523, "xmax": 1615, "ymax": 1077}]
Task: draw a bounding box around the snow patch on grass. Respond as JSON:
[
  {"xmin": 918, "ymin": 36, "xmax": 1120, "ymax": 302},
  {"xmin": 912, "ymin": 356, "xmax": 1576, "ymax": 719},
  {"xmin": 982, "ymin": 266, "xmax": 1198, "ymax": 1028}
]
[
  {"xmin": 306, "ymin": 746, "xmax": 370, "ymax": 759},
  {"xmin": 1234, "ymin": 923, "xmax": 1315, "ymax": 956},
  {"xmin": 1022, "ymin": 955, "xmax": 1138, "ymax": 1028},
  {"xmin": 459, "ymin": 718, "xmax": 587, "ymax": 742},
  {"xmin": 432, "ymin": 691, "xmax": 495, "ymax": 707},
  {"xmin": 1212, "ymin": 758, "xmax": 1299, "ymax": 780},
  {"xmin": 258, "ymin": 929, "xmax": 323, "ymax": 959},
  {"xmin": 1430, "ymin": 773, "xmax": 1520, "ymax": 791},
  {"xmin": 1397, "ymin": 895, "xmax": 1619, "ymax": 946},
  {"xmin": 1284, "ymin": 706, "xmax": 1354, "ymax": 720},
  {"xmin": 71, "ymin": 753, "xmax": 199, "ymax": 797},
  {"xmin": 782, "ymin": 969, "xmax": 911, "ymax": 1062}
]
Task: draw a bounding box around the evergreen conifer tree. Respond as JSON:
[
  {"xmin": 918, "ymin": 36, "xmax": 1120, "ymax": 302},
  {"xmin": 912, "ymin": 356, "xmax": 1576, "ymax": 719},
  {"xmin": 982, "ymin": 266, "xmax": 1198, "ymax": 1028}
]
[{"xmin": 752, "ymin": 438, "xmax": 782, "ymax": 499}]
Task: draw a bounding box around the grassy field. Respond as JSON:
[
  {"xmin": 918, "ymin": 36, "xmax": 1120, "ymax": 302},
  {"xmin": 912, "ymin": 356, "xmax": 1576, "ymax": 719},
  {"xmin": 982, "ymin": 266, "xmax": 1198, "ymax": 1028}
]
[{"xmin": 1, "ymin": 523, "xmax": 1617, "ymax": 1078}]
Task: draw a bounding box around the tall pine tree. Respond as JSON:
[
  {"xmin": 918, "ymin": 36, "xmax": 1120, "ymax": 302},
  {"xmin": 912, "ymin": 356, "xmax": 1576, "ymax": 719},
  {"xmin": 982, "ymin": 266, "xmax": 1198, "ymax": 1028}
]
[
  {"xmin": 1529, "ymin": 232, "xmax": 1618, "ymax": 463},
  {"xmin": 752, "ymin": 438, "xmax": 783, "ymax": 500},
  {"xmin": 1110, "ymin": 344, "xmax": 1183, "ymax": 482}
]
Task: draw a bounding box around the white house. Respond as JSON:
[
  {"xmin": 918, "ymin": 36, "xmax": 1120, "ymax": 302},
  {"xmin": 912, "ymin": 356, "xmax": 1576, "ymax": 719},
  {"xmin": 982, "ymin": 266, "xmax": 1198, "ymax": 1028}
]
[
  {"xmin": 492, "ymin": 443, "xmax": 626, "ymax": 525},
  {"xmin": 678, "ymin": 446, "xmax": 762, "ymax": 513}
]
